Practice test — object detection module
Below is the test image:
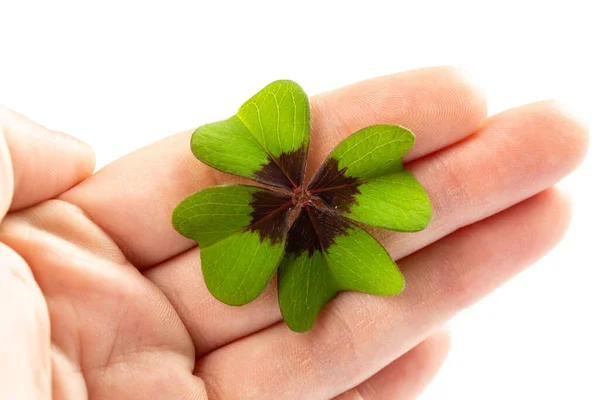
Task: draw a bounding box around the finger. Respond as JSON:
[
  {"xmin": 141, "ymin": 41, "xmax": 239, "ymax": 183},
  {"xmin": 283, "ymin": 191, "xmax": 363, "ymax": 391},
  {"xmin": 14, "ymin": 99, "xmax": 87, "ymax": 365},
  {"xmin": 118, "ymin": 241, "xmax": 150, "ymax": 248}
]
[
  {"xmin": 0, "ymin": 243, "xmax": 51, "ymax": 399},
  {"xmin": 335, "ymin": 330, "xmax": 451, "ymax": 400},
  {"xmin": 381, "ymin": 99, "xmax": 589, "ymax": 260},
  {"xmin": 62, "ymin": 66, "xmax": 487, "ymax": 268},
  {"xmin": 0, "ymin": 107, "xmax": 95, "ymax": 213},
  {"xmin": 195, "ymin": 188, "xmax": 572, "ymax": 399},
  {"xmin": 0, "ymin": 131, "xmax": 13, "ymax": 219},
  {"xmin": 145, "ymin": 100, "xmax": 588, "ymax": 355}
]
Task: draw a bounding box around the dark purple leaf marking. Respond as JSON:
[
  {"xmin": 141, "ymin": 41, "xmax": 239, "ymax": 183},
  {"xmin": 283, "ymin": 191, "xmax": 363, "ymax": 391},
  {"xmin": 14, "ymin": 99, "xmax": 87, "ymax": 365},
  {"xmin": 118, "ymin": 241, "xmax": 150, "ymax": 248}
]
[
  {"xmin": 248, "ymin": 156, "xmax": 363, "ymax": 253},
  {"xmin": 308, "ymin": 158, "xmax": 361, "ymax": 213},
  {"xmin": 254, "ymin": 148, "xmax": 308, "ymax": 189},
  {"xmin": 285, "ymin": 204, "xmax": 351, "ymax": 257},
  {"xmin": 246, "ymin": 190, "xmax": 293, "ymax": 243}
]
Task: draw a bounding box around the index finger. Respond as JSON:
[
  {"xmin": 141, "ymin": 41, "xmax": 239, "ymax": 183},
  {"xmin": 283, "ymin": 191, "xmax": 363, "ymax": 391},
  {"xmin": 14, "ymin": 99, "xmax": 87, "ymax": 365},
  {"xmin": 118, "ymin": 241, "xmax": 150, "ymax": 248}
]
[
  {"xmin": 0, "ymin": 107, "xmax": 95, "ymax": 220},
  {"xmin": 62, "ymin": 66, "xmax": 487, "ymax": 268}
]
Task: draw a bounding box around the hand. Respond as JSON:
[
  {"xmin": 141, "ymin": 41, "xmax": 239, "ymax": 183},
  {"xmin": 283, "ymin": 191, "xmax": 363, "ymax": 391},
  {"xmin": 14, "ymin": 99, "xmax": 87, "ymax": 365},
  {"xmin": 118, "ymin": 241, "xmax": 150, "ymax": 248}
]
[{"xmin": 0, "ymin": 67, "xmax": 589, "ymax": 400}]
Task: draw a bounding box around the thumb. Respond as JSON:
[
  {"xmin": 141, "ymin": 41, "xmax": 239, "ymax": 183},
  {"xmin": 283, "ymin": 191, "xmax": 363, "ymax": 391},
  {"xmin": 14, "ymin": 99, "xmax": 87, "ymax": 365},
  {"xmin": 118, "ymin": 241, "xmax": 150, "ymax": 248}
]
[{"xmin": 0, "ymin": 243, "xmax": 51, "ymax": 399}]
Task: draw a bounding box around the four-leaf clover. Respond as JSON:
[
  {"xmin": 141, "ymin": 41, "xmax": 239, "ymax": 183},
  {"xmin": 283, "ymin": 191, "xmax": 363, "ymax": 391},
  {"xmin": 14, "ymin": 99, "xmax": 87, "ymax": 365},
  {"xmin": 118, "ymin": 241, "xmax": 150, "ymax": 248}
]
[{"xmin": 172, "ymin": 80, "xmax": 432, "ymax": 332}]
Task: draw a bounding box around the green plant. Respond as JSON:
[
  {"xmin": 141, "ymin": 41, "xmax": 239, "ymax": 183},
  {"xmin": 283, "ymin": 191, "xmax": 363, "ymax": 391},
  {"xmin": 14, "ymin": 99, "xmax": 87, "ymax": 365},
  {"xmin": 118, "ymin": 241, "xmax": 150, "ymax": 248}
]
[{"xmin": 172, "ymin": 80, "xmax": 432, "ymax": 332}]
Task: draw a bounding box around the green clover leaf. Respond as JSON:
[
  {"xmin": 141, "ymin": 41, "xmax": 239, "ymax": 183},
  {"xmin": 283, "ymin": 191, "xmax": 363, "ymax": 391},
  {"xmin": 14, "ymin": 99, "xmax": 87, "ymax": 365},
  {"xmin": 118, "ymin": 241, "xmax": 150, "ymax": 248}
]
[{"xmin": 172, "ymin": 80, "xmax": 432, "ymax": 332}]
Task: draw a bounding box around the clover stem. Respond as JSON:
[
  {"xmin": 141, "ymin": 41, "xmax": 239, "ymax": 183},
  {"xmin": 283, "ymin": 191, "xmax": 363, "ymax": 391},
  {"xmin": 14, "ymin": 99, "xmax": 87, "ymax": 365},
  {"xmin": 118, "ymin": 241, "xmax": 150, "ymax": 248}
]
[
  {"xmin": 287, "ymin": 187, "xmax": 313, "ymax": 229},
  {"xmin": 292, "ymin": 186, "xmax": 312, "ymax": 207}
]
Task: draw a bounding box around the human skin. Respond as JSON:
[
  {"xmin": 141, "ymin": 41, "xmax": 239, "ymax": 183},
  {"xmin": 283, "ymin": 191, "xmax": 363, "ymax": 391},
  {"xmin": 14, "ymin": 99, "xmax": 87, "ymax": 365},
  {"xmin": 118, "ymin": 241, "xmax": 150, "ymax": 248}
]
[{"xmin": 0, "ymin": 67, "xmax": 589, "ymax": 399}]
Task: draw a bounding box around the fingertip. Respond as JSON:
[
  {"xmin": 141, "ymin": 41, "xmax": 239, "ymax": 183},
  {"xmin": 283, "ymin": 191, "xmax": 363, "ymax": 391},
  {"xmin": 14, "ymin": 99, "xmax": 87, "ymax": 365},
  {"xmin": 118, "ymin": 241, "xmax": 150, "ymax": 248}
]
[
  {"xmin": 535, "ymin": 186, "xmax": 574, "ymax": 245},
  {"xmin": 1, "ymin": 108, "xmax": 97, "ymax": 210},
  {"xmin": 419, "ymin": 327, "xmax": 453, "ymax": 365},
  {"xmin": 432, "ymin": 326, "xmax": 453, "ymax": 347},
  {"xmin": 545, "ymin": 100, "xmax": 590, "ymax": 170},
  {"xmin": 55, "ymin": 128, "xmax": 97, "ymax": 179},
  {"xmin": 478, "ymin": 100, "xmax": 590, "ymax": 187}
]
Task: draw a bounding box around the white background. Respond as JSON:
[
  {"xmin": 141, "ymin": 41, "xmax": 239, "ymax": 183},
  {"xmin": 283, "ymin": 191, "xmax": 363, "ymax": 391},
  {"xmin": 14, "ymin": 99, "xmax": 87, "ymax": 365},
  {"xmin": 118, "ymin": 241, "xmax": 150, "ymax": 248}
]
[{"xmin": 1, "ymin": 1, "xmax": 598, "ymax": 399}]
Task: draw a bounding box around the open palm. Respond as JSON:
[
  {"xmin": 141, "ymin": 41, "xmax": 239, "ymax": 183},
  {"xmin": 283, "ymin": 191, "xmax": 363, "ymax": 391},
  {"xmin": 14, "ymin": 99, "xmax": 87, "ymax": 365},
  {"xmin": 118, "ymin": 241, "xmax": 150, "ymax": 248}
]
[{"xmin": 0, "ymin": 67, "xmax": 588, "ymax": 400}]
